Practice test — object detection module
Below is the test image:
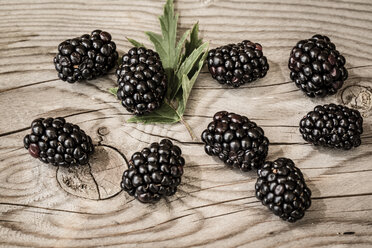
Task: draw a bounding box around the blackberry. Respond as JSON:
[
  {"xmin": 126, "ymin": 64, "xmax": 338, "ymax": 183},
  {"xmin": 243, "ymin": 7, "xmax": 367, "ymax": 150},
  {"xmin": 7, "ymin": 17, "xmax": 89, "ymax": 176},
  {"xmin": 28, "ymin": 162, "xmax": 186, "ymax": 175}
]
[
  {"xmin": 121, "ymin": 139, "xmax": 185, "ymax": 203},
  {"xmin": 116, "ymin": 47, "xmax": 167, "ymax": 115},
  {"xmin": 288, "ymin": 34, "xmax": 348, "ymax": 97},
  {"xmin": 300, "ymin": 104, "xmax": 363, "ymax": 150},
  {"xmin": 255, "ymin": 158, "xmax": 312, "ymax": 222},
  {"xmin": 23, "ymin": 117, "xmax": 94, "ymax": 166},
  {"xmin": 53, "ymin": 30, "xmax": 118, "ymax": 83},
  {"xmin": 207, "ymin": 40, "xmax": 269, "ymax": 87},
  {"xmin": 201, "ymin": 111, "xmax": 269, "ymax": 171}
]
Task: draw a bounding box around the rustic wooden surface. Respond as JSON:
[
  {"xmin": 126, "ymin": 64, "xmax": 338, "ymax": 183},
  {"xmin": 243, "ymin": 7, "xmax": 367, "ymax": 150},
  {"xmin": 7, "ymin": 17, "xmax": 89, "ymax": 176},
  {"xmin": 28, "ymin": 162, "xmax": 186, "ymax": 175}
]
[{"xmin": 1, "ymin": 0, "xmax": 372, "ymax": 247}]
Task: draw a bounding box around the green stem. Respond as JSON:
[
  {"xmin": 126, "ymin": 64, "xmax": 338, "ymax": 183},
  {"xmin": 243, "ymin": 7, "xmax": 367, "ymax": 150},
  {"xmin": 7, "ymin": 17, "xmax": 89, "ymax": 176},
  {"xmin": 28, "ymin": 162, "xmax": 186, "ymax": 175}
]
[
  {"xmin": 179, "ymin": 115, "xmax": 196, "ymax": 140},
  {"xmin": 167, "ymin": 100, "xmax": 196, "ymax": 140}
]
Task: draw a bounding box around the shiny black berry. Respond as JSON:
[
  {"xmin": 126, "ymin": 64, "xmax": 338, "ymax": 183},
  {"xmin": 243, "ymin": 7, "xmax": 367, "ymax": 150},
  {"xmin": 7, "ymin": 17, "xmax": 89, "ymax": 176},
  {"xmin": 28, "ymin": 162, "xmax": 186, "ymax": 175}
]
[
  {"xmin": 207, "ymin": 40, "xmax": 269, "ymax": 87},
  {"xmin": 116, "ymin": 47, "xmax": 167, "ymax": 115},
  {"xmin": 288, "ymin": 34, "xmax": 348, "ymax": 97},
  {"xmin": 121, "ymin": 139, "xmax": 185, "ymax": 203},
  {"xmin": 299, "ymin": 104, "xmax": 363, "ymax": 150},
  {"xmin": 255, "ymin": 158, "xmax": 312, "ymax": 222},
  {"xmin": 201, "ymin": 111, "xmax": 269, "ymax": 171},
  {"xmin": 54, "ymin": 30, "xmax": 118, "ymax": 83},
  {"xmin": 23, "ymin": 117, "xmax": 94, "ymax": 166}
]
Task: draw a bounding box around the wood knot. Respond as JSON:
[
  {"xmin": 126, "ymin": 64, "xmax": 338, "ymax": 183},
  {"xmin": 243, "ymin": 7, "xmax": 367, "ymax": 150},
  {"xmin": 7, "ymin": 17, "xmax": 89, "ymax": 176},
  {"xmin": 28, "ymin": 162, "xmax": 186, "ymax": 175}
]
[
  {"xmin": 341, "ymin": 84, "xmax": 372, "ymax": 115},
  {"xmin": 97, "ymin": 126, "xmax": 109, "ymax": 136},
  {"xmin": 56, "ymin": 145, "xmax": 127, "ymax": 200}
]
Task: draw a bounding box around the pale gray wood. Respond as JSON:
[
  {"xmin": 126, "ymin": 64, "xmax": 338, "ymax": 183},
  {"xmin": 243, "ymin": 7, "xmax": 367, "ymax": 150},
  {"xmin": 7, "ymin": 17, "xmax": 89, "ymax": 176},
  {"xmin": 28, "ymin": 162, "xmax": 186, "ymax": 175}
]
[{"xmin": 0, "ymin": 0, "xmax": 372, "ymax": 247}]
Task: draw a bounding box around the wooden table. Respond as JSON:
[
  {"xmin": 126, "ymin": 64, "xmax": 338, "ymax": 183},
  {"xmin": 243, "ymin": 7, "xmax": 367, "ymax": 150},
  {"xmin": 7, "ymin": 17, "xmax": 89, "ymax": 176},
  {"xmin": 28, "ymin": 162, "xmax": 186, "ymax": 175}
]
[{"xmin": 1, "ymin": 0, "xmax": 371, "ymax": 247}]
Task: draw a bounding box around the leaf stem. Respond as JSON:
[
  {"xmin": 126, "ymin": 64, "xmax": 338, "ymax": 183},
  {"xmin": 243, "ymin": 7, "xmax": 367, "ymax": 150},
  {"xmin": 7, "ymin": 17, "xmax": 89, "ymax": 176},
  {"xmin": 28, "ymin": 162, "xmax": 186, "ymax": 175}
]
[
  {"xmin": 167, "ymin": 100, "xmax": 196, "ymax": 140},
  {"xmin": 179, "ymin": 115, "xmax": 196, "ymax": 140}
]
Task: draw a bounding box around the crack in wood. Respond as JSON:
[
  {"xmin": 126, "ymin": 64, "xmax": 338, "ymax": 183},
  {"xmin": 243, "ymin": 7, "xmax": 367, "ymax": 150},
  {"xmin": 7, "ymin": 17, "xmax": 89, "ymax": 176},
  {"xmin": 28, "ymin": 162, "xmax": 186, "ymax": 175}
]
[
  {"xmin": 56, "ymin": 145, "xmax": 128, "ymax": 200},
  {"xmin": 87, "ymin": 163, "xmax": 101, "ymax": 200},
  {"xmin": 1, "ymin": 1, "xmax": 372, "ymax": 246},
  {"xmin": 0, "ymin": 127, "xmax": 29, "ymax": 137},
  {"xmin": 129, "ymin": 126, "xmax": 190, "ymax": 144},
  {"xmin": 194, "ymin": 208, "xmax": 256, "ymax": 222},
  {"xmin": 0, "ymin": 78, "xmax": 58, "ymax": 94},
  {"xmin": 187, "ymin": 196, "xmax": 255, "ymax": 211},
  {"xmin": 312, "ymin": 192, "xmax": 372, "ymax": 200},
  {"xmin": 0, "ymin": 202, "xmax": 103, "ymax": 215},
  {"xmin": 0, "ymin": 108, "xmax": 114, "ymax": 137}
]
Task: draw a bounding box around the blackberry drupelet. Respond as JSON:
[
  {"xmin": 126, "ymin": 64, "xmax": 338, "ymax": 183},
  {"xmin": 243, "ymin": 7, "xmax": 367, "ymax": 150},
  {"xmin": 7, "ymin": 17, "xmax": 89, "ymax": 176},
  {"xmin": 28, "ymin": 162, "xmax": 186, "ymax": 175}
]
[
  {"xmin": 201, "ymin": 111, "xmax": 269, "ymax": 171},
  {"xmin": 53, "ymin": 30, "xmax": 118, "ymax": 83},
  {"xmin": 288, "ymin": 34, "xmax": 348, "ymax": 97},
  {"xmin": 23, "ymin": 117, "xmax": 94, "ymax": 166},
  {"xmin": 255, "ymin": 158, "xmax": 311, "ymax": 222},
  {"xmin": 207, "ymin": 40, "xmax": 269, "ymax": 87},
  {"xmin": 300, "ymin": 103, "xmax": 363, "ymax": 150},
  {"xmin": 116, "ymin": 47, "xmax": 167, "ymax": 115},
  {"xmin": 121, "ymin": 139, "xmax": 185, "ymax": 203}
]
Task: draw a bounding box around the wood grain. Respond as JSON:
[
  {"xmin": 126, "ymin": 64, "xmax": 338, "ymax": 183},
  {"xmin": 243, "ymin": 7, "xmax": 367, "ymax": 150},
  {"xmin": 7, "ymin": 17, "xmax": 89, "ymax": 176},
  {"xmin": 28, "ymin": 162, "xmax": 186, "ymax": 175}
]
[{"xmin": 1, "ymin": 0, "xmax": 372, "ymax": 247}]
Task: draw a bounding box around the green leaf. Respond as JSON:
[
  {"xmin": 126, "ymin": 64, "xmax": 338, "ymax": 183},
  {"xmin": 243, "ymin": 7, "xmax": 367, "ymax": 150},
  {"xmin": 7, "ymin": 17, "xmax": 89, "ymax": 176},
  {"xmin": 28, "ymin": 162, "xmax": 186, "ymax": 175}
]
[
  {"xmin": 109, "ymin": 87, "xmax": 118, "ymax": 96},
  {"xmin": 184, "ymin": 23, "xmax": 203, "ymax": 60},
  {"xmin": 145, "ymin": 0, "xmax": 179, "ymax": 72},
  {"xmin": 177, "ymin": 42, "xmax": 208, "ymax": 79},
  {"xmin": 127, "ymin": 102, "xmax": 180, "ymax": 124},
  {"xmin": 170, "ymin": 42, "xmax": 209, "ymax": 100},
  {"xmin": 177, "ymin": 43, "xmax": 209, "ymax": 115},
  {"xmin": 164, "ymin": 30, "xmax": 190, "ymax": 99},
  {"xmin": 112, "ymin": 0, "xmax": 208, "ymax": 137},
  {"xmin": 175, "ymin": 30, "xmax": 190, "ymax": 66},
  {"xmin": 160, "ymin": 0, "xmax": 178, "ymax": 67},
  {"xmin": 175, "ymin": 75, "xmax": 190, "ymax": 116},
  {"xmin": 145, "ymin": 31, "xmax": 168, "ymax": 67},
  {"xmin": 126, "ymin": 37, "xmax": 145, "ymax": 48}
]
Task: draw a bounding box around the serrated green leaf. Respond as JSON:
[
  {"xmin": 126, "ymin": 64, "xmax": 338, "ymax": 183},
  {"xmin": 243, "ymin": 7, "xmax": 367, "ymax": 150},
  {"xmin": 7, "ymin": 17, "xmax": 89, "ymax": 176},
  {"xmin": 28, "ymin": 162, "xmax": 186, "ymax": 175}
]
[
  {"xmin": 109, "ymin": 87, "xmax": 118, "ymax": 96},
  {"xmin": 145, "ymin": 31, "xmax": 167, "ymax": 62},
  {"xmin": 184, "ymin": 23, "xmax": 203, "ymax": 60},
  {"xmin": 175, "ymin": 30, "xmax": 190, "ymax": 65},
  {"xmin": 145, "ymin": 0, "xmax": 179, "ymax": 72},
  {"xmin": 175, "ymin": 75, "xmax": 190, "ymax": 116},
  {"xmin": 177, "ymin": 42, "xmax": 208, "ymax": 79},
  {"xmin": 113, "ymin": 0, "xmax": 208, "ymax": 135},
  {"xmin": 127, "ymin": 102, "xmax": 180, "ymax": 124},
  {"xmin": 176, "ymin": 44, "xmax": 209, "ymax": 115},
  {"xmin": 160, "ymin": 0, "xmax": 177, "ymax": 67},
  {"xmin": 170, "ymin": 42, "xmax": 209, "ymax": 100},
  {"xmin": 145, "ymin": 30, "xmax": 175, "ymax": 84},
  {"xmin": 126, "ymin": 37, "xmax": 145, "ymax": 48},
  {"xmin": 165, "ymin": 29, "xmax": 190, "ymax": 99}
]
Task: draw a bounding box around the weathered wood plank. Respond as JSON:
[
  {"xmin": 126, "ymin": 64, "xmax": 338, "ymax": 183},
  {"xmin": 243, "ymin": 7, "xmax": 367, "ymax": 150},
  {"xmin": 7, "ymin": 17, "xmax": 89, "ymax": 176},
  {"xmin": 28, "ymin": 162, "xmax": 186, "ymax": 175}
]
[{"xmin": 1, "ymin": 0, "xmax": 372, "ymax": 247}]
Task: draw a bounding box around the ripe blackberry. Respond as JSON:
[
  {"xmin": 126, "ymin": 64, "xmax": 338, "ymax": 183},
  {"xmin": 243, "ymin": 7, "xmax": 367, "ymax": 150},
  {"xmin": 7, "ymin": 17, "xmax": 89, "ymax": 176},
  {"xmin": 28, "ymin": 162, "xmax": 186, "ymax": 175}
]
[
  {"xmin": 201, "ymin": 111, "xmax": 269, "ymax": 171},
  {"xmin": 121, "ymin": 139, "xmax": 185, "ymax": 203},
  {"xmin": 23, "ymin": 117, "xmax": 94, "ymax": 166},
  {"xmin": 288, "ymin": 34, "xmax": 348, "ymax": 97},
  {"xmin": 255, "ymin": 158, "xmax": 311, "ymax": 222},
  {"xmin": 53, "ymin": 30, "xmax": 118, "ymax": 83},
  {"xmin": 207, "ymin": 40, "xmax": 269, "ymax": 87},
  {"xmin": 116, "ymin": 47, "xmax": 167, "ymax": 115},
  {"xmin": 300, "ymin": 104, "xmax": 363, "ymax": 150}
]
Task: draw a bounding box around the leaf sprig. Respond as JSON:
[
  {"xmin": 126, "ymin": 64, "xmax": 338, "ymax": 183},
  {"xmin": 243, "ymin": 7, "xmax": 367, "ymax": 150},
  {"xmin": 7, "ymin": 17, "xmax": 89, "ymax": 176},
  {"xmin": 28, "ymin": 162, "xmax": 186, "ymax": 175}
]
[{"xmin": 110, "ymin": 0, "xmax": 209, "ymax": 139}]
